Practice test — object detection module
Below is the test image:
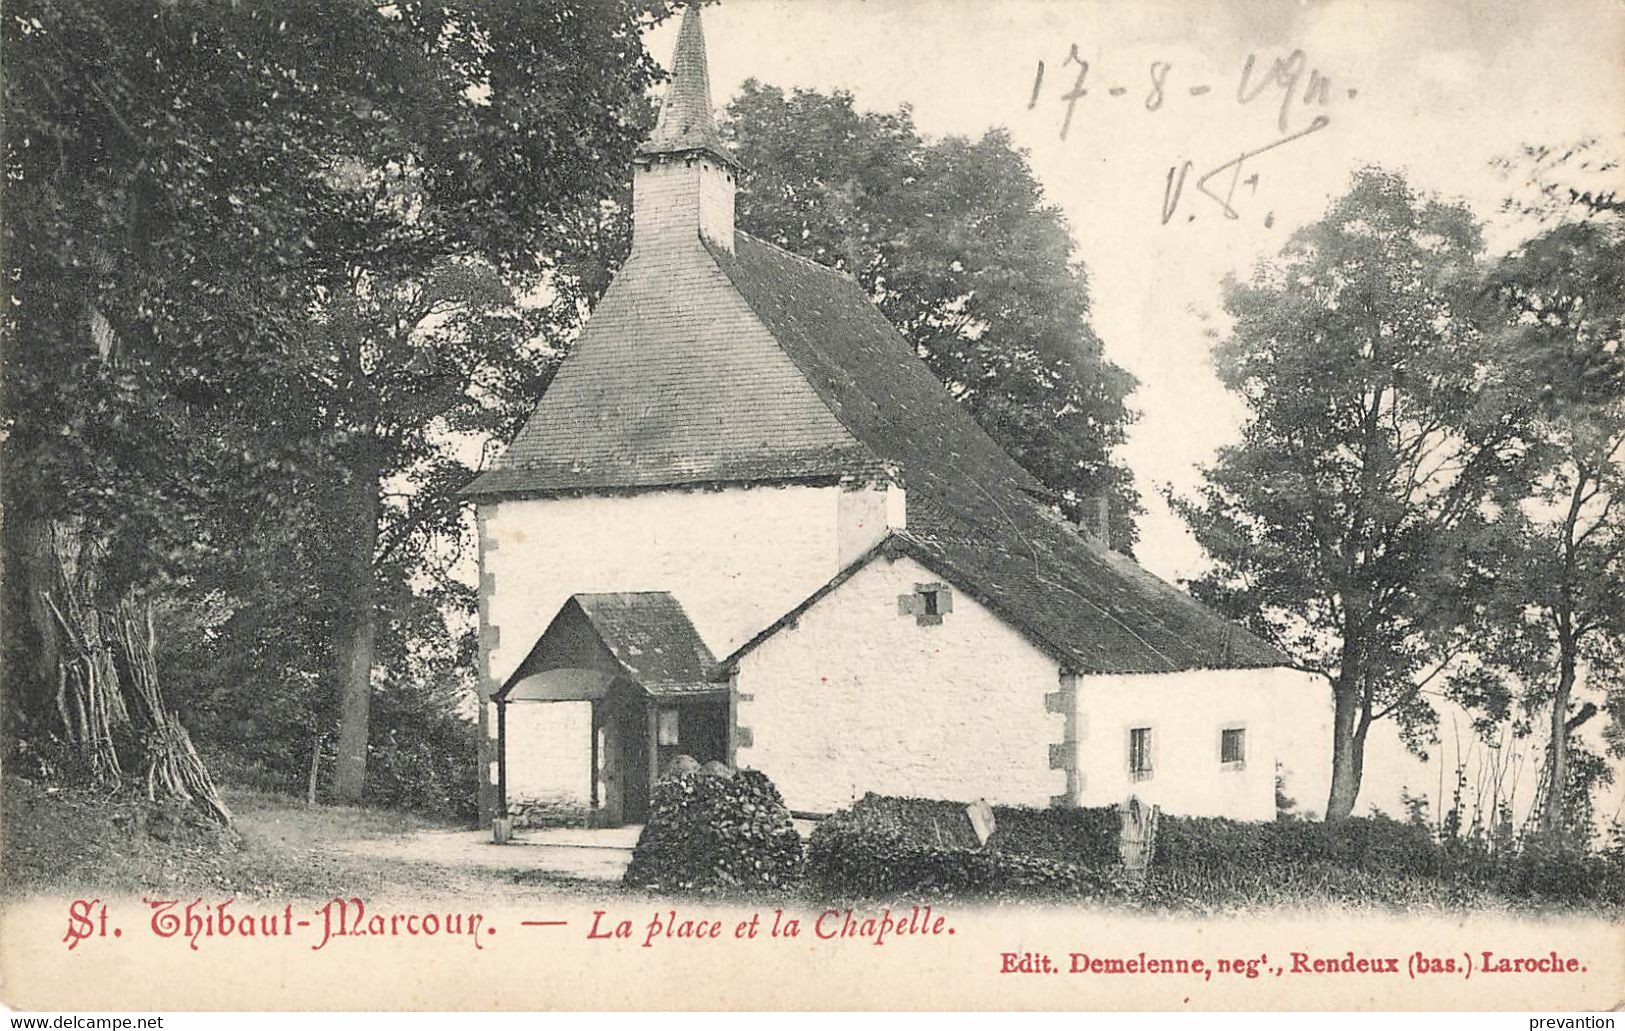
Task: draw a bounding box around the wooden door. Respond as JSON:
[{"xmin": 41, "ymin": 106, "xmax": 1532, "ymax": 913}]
[{"xmin": 599, "ymin": 692, "xmax": 649, "ymax": 826}]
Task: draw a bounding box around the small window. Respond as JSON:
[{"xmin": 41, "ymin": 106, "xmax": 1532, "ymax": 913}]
[
  {"xmin": 1128, "ymin": 727, "xmax": 1154, "ymax": 780},
  {"xmin": 898, "ymin": 583, "xmax": 952, "ymax": 626},
  {"xmin": 657, "ymin": 708, "xmax": 680, "ymax": 747},
  {"xmin": 1220, "ymin": 727, "xmax": 1246, "ymax": 766}
]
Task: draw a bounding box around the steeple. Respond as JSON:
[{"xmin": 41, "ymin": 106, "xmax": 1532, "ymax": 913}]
[
  {"xmin": 632, "ymin": 2, "xmax": 737, "ymax": 253},
  {"xmin": 641, "ymin": 4, "xmax": 733, "ymax": 167}
]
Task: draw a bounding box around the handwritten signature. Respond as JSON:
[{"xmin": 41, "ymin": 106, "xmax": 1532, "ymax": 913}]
[{"xmin": 1028, "ymin": 48, "xmax": 1352, "ymax": 225}]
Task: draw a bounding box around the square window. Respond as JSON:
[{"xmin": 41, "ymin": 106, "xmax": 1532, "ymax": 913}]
[
  {"xmin": 657, "ymin": 708, "xmax": 680, "ymax": 747},
  {"xmin": 1128, "ymin": 726, "xmax": 1153, "ymax": 780},
  {"xmin": 1221, "ymin": 727, "xmax": 1246, "ymax": 766},
  {"xmin": 903, "ymin": 583, "xmax": 952, "ymax": 625}
]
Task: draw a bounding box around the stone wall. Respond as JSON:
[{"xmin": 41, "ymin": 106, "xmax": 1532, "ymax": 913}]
[
  {"xmin": 480, "ymin": 482, "xmax": 889, "ymax": 814},
  {"xmin": 735, "ymin": 553, "xmax": 1066, "ymax": 813},
  {"xmin": 1069, "ymin": 666, "xmax": 1332, "ymax": 820}
]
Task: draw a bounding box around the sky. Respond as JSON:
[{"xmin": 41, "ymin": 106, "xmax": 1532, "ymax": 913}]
[{"xmin": 642, "ymin": 0, "xmax": 1625, "ymax": 823}]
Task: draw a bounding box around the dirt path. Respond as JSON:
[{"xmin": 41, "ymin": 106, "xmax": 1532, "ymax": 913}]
[
  {"xmin": 225, "ymin": 789, "xmax": 628, "ymax": 901},
  {"xmin": 1, "ymin": 778, "xmax": 629, "ymax": 903},
  {"xmin": 330, "ymin": 824, "xmax": 640, "ymax": 884}
]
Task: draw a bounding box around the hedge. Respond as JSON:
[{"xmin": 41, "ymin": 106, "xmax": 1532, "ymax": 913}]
[
  {"xmin": 1444, "ymin": 834, "xmax": 1625, "ymax": 906},
  {"xmin": 1150, "ymin": 813, "xmax": 1625, "ymax": 909},
  {"xmin": 622, "ymin": 764, "xmax": 803, "ymax": 893},
  {"xmin": 1153, "ymin": 813, "xmax": 1439, "ymax": 876},
  {"xmin": 806, "ymin": 793, "xmax": 1127, "ymax": 899}
]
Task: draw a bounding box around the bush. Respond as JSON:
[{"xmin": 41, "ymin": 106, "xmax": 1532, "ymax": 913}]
[
  {"xmin": 623, "ymin": 765, "xmax": 804, "ymax": 893},
  {"xmin": 1149, "ymin": 813, "xmax": 1625, "ymax": 910},
  {"xmin": 1154, "ymin": 813, "xmax": 1439, "ymax": 876},
  {"xmin": 806, "ymin": 793, "xmax": 1126, "ymax": 900},
  {"xmin": 990, "ymin": 804, "xmax": 1121, "ymax": 867},
  {"xmin": 1437, "ymin": 834, "xmax": 1625, "ymax": 907},
  {"xmin": 362, "ymin": 682, "xmax": 479, "ymax": 821},
  {"xmin": 1494, "ymin": 837, "xmax": 1622, "ymax": 904},
  {"xmin": 1141, "ymin": 858, "xmax": 1500, "ymax": 913}
]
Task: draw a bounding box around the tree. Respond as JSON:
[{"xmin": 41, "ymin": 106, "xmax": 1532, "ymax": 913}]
[
  {"xmin": 722, "ymin": 83, "xmax": 1141, "ymax": 547},
  {"xmin": 1174, "ymin": 168, "xmax": 1532, "ymax": 820},
  {"xmin": 1475, "ymin": 215, "xmax": 1625, "ymax": 837},
  {"xmin": 3, "ymin": 1, "xmax": 675, "ymax": 800}
]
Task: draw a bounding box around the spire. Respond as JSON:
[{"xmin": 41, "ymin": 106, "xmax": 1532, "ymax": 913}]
[
  {"xmin": 631, "ymin": 2, "xmax": 737, "ymax": 253},
  {"xmin": 640, "ymin": 4, "xmax": 735, "ymax": 167}
]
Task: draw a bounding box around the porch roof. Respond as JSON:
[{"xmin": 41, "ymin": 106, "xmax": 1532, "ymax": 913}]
[{"xmin": 496, "ymin": 591, "xmax": 723, "ymax": 702}]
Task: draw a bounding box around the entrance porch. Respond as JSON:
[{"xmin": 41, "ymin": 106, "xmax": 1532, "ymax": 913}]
[{"xmin": 492, "ymin": 592, "xmax": 729, "ymax": 827}]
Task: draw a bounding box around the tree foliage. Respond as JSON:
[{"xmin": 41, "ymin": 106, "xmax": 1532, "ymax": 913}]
[
  {"xmin": 723, "ymin": 82, "xmax": 1140, "ymax": 546},
  {"xmin": 1464, "ymin": 207, "xmax": 1625, "ymax": 836},
  {"xmin": 2, "ymin": 0, "xmax": 675, "ymax": 800},
  {"xmin": 1174, "ymin": 167, "xmax": 1533, "ymax": 820}
]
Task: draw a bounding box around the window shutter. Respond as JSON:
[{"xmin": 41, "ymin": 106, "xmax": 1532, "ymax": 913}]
[
  {"xmin": 897, "ymin": 593, "xmax": 918, "ymax": 615},
  {"xmin": 938, "ymin": 589, "xmax": 953, "ymax": 613}
]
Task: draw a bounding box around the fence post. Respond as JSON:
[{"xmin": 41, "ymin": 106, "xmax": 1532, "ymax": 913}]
[{"xmin": 1118, "ymin": 796, "xmax": 1159, "ymax": 881}]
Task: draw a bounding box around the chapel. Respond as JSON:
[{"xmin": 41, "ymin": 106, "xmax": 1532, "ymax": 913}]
[{"xmin": 464, "ymin": 5, "xmax": 1330, "ymax": 826}]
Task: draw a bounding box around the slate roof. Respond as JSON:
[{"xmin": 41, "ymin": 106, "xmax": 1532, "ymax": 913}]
[
  {"xmin": 464, "ymin": 233, "xmax": 883, "ymax": 496},
  {"xmin": 500, "ymin": 592, "xmax": 721, "ymax": 699},
  {"xmin": 574, "ymin": 592, "xmax": 720, "ymax": 696},
  {"xmin": 638, "ymin": 5, "xmax": 736, "ymax": 169},
  {"xmin": 468, "ymin": 3, "xmax": 1289, "ymax": 676},
  {"xmin": 704, "ymin": 235, "xmax": 1289, "ymax": 674},
  {"xmin": 476, "ymin": 227, "xmax": 1288, "ymax": 672}
]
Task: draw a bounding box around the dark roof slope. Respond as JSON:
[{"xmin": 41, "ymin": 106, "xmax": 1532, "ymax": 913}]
[
  {"xmin": 573, "ymin": 592, "xmax": 720, "ymax": 697},
  {"xmin": 496, "ymin": 591, "xmax": 721, "ymax": 699},
  {"xmin": 464, "ymin": 234, "xmax": 881, "ymax": 497},
  {"xmin": 494, "ymin": 588, "xmax": 724, "ymax": 696},
  {"xmin": 706, "ymin": 233, "xmax": 1288, "ymax": 674}
]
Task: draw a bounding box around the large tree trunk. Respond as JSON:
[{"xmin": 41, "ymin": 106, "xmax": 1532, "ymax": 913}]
[
  {"xmin": 1326, "ymin": 669, "xmax": 1363, "ymax": 821},
  {"xmin": 1540, "ymin": 642, "xmax": 1577, "ymax": 837},
  {"xmin": 1539, "ymin": 466, "xmax": 1591, "ymax": 838},
  {"xmin": 6, "ymin": 510, "xmax": 67, "ymax": 734},
  {"xmin": 329, "ymin": 461, "xmax": 381, "ymax": 805},
  {"xmin": 1325, "ymin": 620, "xmax": 1370, "ymax": 821}
]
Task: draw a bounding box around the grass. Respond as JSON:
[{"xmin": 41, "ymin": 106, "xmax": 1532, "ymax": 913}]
[
  {"xmin": 7, "ymin": 776, "xmax": 1618, "ymax": 914},
  {"xmin": 1137, "ymin": 861, "xmax": 1510, "ymax": 915},
  {"xmin": 0, "ymin": 775, "xmax": 594, "ymax": 902}
]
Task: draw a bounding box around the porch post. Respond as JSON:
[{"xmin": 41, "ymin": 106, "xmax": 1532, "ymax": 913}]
[
  {"xmin": 726, "ymin": 669, "xmax": 739, "ymax": 765},
  {"xmin": 645, "ymin": 704, "xmax": 660, "ymax": 799},
  {"xmin": 589, "ymin": 701, "xmax": 600, "ymax": 813},
  {"xmin": 496, "ymin": 697, "xmax": 508, "ymax": 818}
]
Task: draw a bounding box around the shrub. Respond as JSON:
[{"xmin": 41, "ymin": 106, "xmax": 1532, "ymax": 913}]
[
  {"xmin": 1451, "ymin": 835, "xmax": 1625, "ymax": 907},
  {"xmin": 1495, "ymin": 838, "xmax": 1616, "ymax": 903},
  {"xmin": 990, "ymin": 804, "xmax": 1121, "ymax": 867},
  {"xmin": 1149, "ymin": 812, "xmax": 1625, "ymax": 910},
  {"xmin": 806, "ymin": 793, "xmax": 1126, "ymax": 900},
  {"xmin": 362, "ymin": 683, "xmax": 479, "ymax": 821},
  {"xmin": 1141, "ymin": 858, "xmax": 1500, "ymax": 913},
  {"xmin": 623, "ymin": 765, "xmax": 804, "ymax": 893},
  {"xmin": 1154, "ymin": 813, "xmax": 1439, "ymax": 876}
]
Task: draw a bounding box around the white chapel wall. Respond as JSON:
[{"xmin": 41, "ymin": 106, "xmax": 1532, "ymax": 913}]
[
  {"xmin": 1070, "ymin": 665, "xmax": 1332, "ymax": 821},
  {"xmin": 503, "ymin": 702, "xmax": 593, "ymax": 807},
  {"xmin": 484, "ymin": 483, "xmax": 875, "ymax": 805},
  {"xmin": 735, "ymin": 554, "xmax": 1065, "ymax": 814}
]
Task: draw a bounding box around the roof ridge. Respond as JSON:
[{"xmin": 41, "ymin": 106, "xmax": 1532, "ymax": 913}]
[
  {"xmin": 734, "ymin": 230, "xmax": 863, "ymax": 283},
  {"xmin": 574, "ymin": 589, "xmax": 682, "ymax": 598}
]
